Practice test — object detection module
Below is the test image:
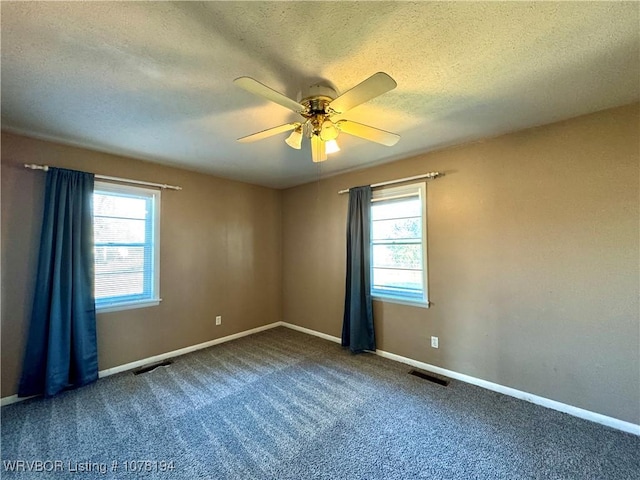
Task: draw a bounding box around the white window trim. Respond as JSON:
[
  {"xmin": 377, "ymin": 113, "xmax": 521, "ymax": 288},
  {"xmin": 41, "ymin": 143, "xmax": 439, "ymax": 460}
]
[
  {"xmin": 94, "ymin": 181, "xmax": 161, "ymax": 313},
  {"xmin": 371, "ymin": 181, "xmax": 429, "ymax": 308},
  {"xmin": 96, "ymin": 298, "xmax": 162, "ymax": 314}
]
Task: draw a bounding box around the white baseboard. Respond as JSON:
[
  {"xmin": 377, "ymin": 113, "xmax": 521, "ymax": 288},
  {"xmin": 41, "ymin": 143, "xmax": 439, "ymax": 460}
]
[
  {"xmin": 0, "ymin": 394, "xmax": 37, "ymax": 407},
  {"xmin": 279, "ymin": 323, "xmax": 640, "ymax": 436},
  {"xmin": 280, "ymin": 322, "xmax": 341, "ymax": 344},
  {"xmin": 3, "ymin": 320, "xmax": 638, "ymax": 436},
  {"xmin": 1, "ymin": 322, "xmax": 283, "ymax": 407}
]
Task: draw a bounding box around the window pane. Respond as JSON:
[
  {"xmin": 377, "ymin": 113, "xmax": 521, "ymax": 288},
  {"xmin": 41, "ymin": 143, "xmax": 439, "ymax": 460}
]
[
  {"xmin": 94, "ymin": 193, "xmax": 147, "ymax": 219},
  {"xmin": 372, "ymin": 217, "xmax": 421, "ymax": 240},
  {"xmin": 94, "ymin": 246, "xmax": 147, "ymax": 275},
  {"xmin": 372, "ymin": 268, "xmax": 423, "ymax": 294},
  {"xmin": 95, "ymin": 272, "xmax": 144, "ymax": 299},
  {"xmin": 93, "ymin": 183, "xmax": 159, "ymax": 310},
  {"xmin": 95, "ymin": 217, "xmax": 146, "ymax": 243},
  {"xmin": 372, "ymin": 244, "xmax": 422, "ymax": 269},
  {"xmin": 371, "ymin": 197, "xmax": 420, "ymax": 220},
  {"xmin": 370, "ymin": 183, "xmax": 427, "ymax": 304}
]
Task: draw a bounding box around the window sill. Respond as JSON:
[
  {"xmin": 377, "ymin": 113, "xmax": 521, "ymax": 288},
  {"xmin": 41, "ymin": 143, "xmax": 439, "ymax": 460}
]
[
  {"xmin": 372, "ymin": 296, "xmax": 430, "ymax": 309},
  {"xmin": 96, "ymin": 298, "xmax": 161, "ymax": 314}
]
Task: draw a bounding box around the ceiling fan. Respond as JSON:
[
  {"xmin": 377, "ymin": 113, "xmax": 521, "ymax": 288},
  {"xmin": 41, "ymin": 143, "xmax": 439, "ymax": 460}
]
[{"xmin": 234, "ymin": 72, "xmax": 400, "ymax": 163}]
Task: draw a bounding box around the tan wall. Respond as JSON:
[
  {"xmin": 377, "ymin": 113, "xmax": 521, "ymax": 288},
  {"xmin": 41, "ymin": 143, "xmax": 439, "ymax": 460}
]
[
  {"xmin": 1, "ymin": 132, "xmax": 282, "ymax": 397},
  {"xmin": 282, "ymin": 104, "xmax": 640, "ymax": 424}
]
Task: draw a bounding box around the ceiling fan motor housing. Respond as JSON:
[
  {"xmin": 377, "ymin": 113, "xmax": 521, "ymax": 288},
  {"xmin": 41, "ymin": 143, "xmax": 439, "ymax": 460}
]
[
  {"xmin": 300, "ymin": 84, "xmax": 338, "ymax": 106},
  {"xmin": 299, "ymin": 85, "xmax": 340, "ymax": 138}
]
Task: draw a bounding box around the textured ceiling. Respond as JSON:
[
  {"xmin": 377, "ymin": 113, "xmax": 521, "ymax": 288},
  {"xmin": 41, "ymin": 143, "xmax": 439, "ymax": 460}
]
[{"xmin": 2, "ymin": 2, "xmax": 639, "ymax": 188}]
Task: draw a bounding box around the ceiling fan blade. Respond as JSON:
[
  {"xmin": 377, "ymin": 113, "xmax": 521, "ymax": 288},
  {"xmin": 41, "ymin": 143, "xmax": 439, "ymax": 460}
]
[
  {"xmin": 336, "ymin": 120, "xmax": 400, "ymax": 146},
  {"xmin": 311, "ymin": 135, "xmax": 327, "ymax": 163},
  {"xmin": 237, "ymin": 123, "xmax": 298, "ymax": 143},
  {"xmin": 328, "ymin": 72, "xmax": 397, "ymax": 114},
  {"xmin": 234, "ymin": 77, "xmax": 306, "ymax": 114}
]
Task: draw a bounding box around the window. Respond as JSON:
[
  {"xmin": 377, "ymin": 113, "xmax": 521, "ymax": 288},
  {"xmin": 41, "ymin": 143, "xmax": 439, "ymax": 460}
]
[
  {"xmin": 93, "ymin": 182, "xmax": 160, "ymax": 312},
  {"xmin": 371, "ymin": 182, "xmax": 428, "ymax": 307}
]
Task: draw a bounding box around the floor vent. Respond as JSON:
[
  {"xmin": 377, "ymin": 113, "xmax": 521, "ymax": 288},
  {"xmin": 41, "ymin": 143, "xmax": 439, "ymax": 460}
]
[
  {"xmin": 408, "ymin": 369, "xmax": 450, "ymax": 386},
  {"xmin": 133, "ymin": 360, "xmax": 173, "ymax": 375}
]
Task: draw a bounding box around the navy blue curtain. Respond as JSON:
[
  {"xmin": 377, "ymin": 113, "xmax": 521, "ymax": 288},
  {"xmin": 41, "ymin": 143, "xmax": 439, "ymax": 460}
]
[
  {"xmin": 342, "ymin": 186, "xmax": 376, "ymax": 353},
  {"xmin": 18, "ymin": 168, "xmax": 98, "ymax": 397}
]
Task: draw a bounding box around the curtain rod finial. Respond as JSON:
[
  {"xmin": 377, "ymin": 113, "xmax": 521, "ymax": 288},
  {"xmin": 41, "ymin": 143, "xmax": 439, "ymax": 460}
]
[{"xmin": 24, "ymin": 163, "xmax": 49, "ymax": 171}]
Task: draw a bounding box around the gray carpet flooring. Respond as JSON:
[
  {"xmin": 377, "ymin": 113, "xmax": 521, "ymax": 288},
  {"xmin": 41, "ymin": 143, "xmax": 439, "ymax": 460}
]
[{"xmin": 1, "ymin": 327, "xmax": 638, "ymax": 479}]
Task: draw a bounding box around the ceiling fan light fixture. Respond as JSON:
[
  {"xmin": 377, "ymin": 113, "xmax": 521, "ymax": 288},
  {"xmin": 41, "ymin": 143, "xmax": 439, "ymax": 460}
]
[
  {"xmin": 311, "ymin": 135, "xmax": 327, "ymax": 163},
  {"xmin": 325, "ymin": 139, "xmax": 340, "ymax": 154},
  {"xmin": 285, "ymin": 127, "xmax": 303, "ymax": 149},
  {"xmin": 319, "ymin": 119, "xmax": 339, "ymax": 141}
]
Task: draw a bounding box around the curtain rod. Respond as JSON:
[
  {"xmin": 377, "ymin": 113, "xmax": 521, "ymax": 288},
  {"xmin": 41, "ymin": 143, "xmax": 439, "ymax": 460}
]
[
  {"xmin": 23, "ymin": 164, "xmax": 182, "ymax": 191},
  {"xmin": 337, "ymin": 172, "xmax": 442, "ymax": 195}
]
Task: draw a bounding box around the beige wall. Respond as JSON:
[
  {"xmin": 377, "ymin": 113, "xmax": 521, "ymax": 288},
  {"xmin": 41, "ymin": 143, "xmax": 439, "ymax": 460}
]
[
  {"xmin": 1, "ymin": 132, "xmax": 282, "ymax": 397},
  {"xmin": 282, "ymin": 104, "xmax": 640, "ymax": 424}
]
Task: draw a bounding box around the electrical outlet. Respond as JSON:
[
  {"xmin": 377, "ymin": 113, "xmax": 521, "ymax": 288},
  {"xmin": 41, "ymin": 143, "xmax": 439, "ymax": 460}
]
[
  {"xmin": 215, "ymin": 315, "xmax": 222, "ymax": 326},
  {"xmin": 431, "ymin": 336, "xmax": 439, "ymax": 349}
]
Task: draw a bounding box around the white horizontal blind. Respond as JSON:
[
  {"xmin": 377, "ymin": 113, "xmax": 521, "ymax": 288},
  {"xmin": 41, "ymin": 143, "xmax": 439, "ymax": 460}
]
[
  {"xmin": 371, "ymin": 182, "xmax": 428, "ymax": 305},
  {"xmin": 93, "ymin": 182, "xmax": 160, "ymax": 310}
]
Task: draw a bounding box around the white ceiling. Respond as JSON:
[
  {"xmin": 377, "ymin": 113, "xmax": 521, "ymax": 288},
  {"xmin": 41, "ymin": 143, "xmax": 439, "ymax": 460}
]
[{"xmin": 2, "ymin": 2, "xmax": 638, "ymax": 188}]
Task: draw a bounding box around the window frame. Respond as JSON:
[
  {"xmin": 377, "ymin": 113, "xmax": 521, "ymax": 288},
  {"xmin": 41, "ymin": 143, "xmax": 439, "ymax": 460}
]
[
  {"xmin": 93, "ymin": 181, "xmax": 161, "ymax": 313},
  {"xmin": 370, "ymin": 181, "xmax": 429, "ymax": 308}
]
